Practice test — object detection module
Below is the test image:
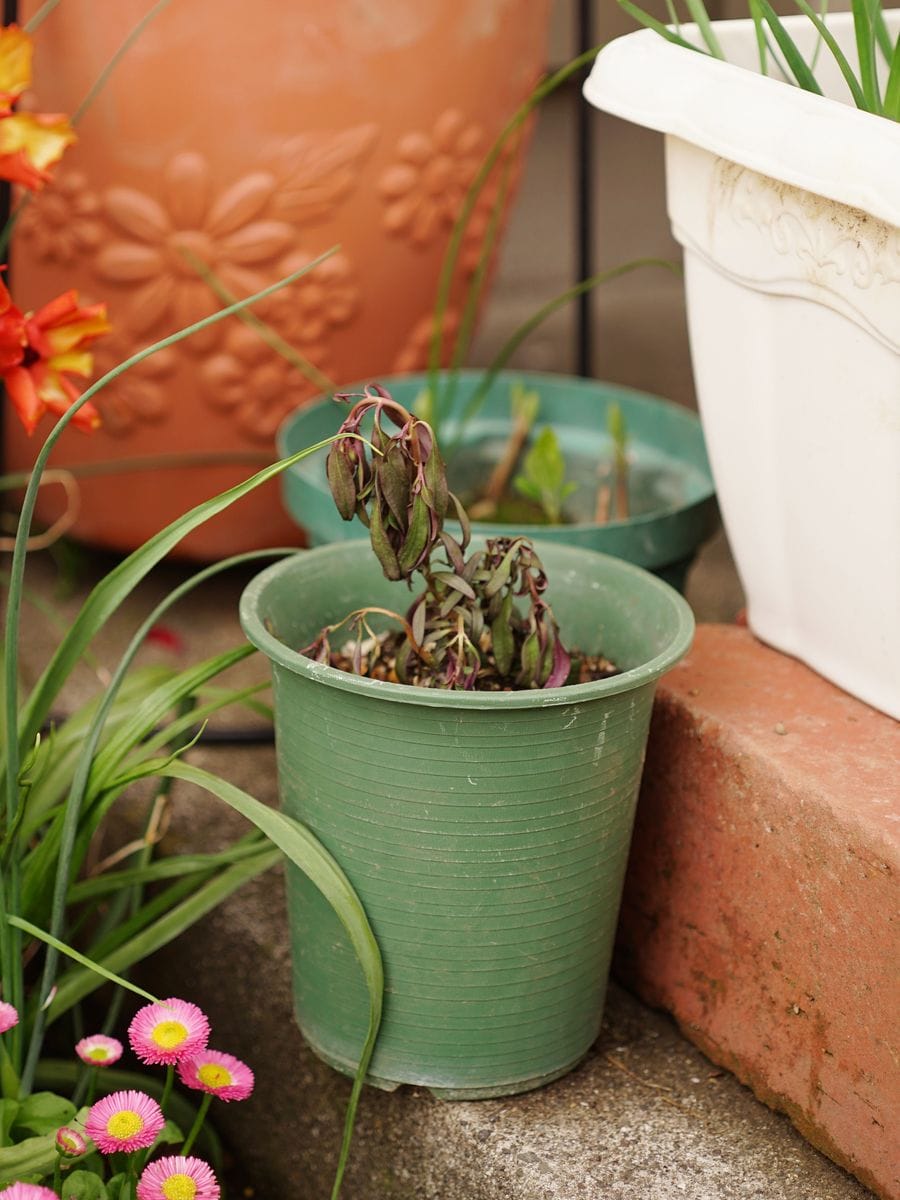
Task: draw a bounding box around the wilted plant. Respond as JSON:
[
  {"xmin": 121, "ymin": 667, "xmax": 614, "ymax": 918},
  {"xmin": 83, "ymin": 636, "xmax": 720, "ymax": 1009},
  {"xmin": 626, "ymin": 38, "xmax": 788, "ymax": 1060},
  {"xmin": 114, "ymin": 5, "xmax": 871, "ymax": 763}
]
[{"xmin": 305, "ymin": 384, "xmax": 574, "ymax": 691}]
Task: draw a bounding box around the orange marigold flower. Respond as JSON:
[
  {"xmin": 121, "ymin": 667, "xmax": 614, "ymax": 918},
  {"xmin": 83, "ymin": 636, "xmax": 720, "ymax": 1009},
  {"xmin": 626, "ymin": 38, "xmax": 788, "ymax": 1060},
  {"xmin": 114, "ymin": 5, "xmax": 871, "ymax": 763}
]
[
  {"xmin": 3, "ymin": 289, "xmax": 110, "ymax": 436},
  {"xmin": 0, "ymin": 25, "xmax": 75, "ymax": 189}
]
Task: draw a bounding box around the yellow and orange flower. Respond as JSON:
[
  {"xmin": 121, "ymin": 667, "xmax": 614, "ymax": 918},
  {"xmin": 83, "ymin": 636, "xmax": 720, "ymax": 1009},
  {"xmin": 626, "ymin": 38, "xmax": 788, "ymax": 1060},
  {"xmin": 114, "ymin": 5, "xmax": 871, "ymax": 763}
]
[
  {"xmin": 2, "ymin": 287, "xmax": 110, "ymax": 435},
  {"xmin": 0, "ymin": 24, "xmax": 75, "ymax": 190}
]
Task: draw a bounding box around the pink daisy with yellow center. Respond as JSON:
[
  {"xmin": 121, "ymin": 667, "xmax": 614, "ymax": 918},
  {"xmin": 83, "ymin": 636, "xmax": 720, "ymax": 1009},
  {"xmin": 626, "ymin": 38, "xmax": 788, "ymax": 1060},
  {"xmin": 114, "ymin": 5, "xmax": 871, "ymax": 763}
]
[
  {"xmin": 85, "ymin": 1089, "xmax": 164, "ymax": 1154},
  {"xmin": 75, "ymin": 1033, "xmax": 123, "ymax": 1066},
  {"xmin": 129, "ymin": 997, "xmax": 210, "ymax": 1066},
  {"xmin": 0, "ymin": 1185, "xmax": 59, "ymax": 1200},
  {"xmin": 0, "ymin": 1001, "xmax": 18, "ymax": 1033},
  {"xmin": 177, "ymin": 1049, "xmax": 254, "ymax": 1103},
  {"xmin": 56, "ymin": 1126, "xmax": 87, "ymax": 1156},
  {"xmin": 137, "ymin": 1155, "xmax": 220, "ymax": 1200}
]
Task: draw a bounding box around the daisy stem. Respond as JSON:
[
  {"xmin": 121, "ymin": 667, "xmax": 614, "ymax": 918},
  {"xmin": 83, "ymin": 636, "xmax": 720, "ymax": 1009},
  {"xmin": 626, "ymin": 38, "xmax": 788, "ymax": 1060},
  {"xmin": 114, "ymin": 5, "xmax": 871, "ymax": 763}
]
[
  {"xmin": 159, "ymin": 1064, "xmax": 175, "ymax": 1116},
  {"xmin": 181, "ymin": 1092, "xmax": 211, "ymax": 1157},
  {"xmin": 86, "ymin": 1065, "xmax": 97, "ymax": 1106},
  {"xmin": 52, "ymin": 1154, "xmax": 62, "ymax": 1193}
]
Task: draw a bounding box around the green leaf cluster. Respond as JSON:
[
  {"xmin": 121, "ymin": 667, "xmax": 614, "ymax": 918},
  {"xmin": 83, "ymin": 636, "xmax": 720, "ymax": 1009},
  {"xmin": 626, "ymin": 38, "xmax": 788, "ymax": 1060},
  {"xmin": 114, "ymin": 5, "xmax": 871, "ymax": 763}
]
[
  {"xmin": 620, "ymin": 0, "xmax": 900, "ymax": 121},
  {"xmin": 513, "ymin": 427, "xmax": 579, "ymax": 525}
]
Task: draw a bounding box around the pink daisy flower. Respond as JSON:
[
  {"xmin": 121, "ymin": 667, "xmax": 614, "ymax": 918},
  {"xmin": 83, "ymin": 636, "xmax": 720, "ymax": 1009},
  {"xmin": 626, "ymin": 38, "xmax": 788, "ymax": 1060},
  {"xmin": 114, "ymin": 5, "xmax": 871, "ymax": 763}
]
[
  {"xmin": 0, "ymin": 1186, "xmax": 59, "ymax": 1200},
  {"xmin": 56, "ymin": 1126, "xmax": 87, "ymax": 1156},
  {"xmin": 75, "ymin": 1033, "xmax": 123, "ymax": 1066},
  {"xmin": 128, "ymin": 997, "xmax": 210, "ymax": 1066},
  {"xmin": 177, "ymin": 1049, "xmax": 254, "ymax": 1102},
  {"xmin": 137, "ymin": 1155, "xmax": 220, "ymax": 1200},
  {"xmin": 0, "ymin": 1002, "xmax": 18, "ymax": 1034},
  {"xmin": 85, "ymin": 1089, "xmax": 165, "ymax": 1154}
]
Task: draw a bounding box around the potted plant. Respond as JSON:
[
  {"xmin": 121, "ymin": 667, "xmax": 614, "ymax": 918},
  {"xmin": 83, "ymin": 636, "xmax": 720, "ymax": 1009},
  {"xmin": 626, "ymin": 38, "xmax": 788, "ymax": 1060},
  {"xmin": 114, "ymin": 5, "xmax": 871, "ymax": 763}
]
[
  {"xmin": 278, "ymin": 369, "xmax": 717, "ymax": 591},
  {"xmin": 240, "ymin": 384, "xmax": 694, "ymax": 1098},
  {"xmin": 584, "ymin": 5, "xmax": 900, "ymax": 718}
]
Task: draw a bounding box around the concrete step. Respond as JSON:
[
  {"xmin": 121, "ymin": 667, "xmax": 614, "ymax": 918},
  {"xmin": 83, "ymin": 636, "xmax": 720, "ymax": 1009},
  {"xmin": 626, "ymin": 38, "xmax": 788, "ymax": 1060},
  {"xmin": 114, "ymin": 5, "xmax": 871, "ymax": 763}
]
[{"xmin": 144, "ymin": 740, "xmax": 874, "ymax": 1200}]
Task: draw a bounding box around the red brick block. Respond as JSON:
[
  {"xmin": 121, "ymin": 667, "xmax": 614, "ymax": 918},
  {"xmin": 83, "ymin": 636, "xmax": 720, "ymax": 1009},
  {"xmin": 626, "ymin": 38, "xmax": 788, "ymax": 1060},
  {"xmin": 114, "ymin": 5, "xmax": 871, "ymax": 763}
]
[{"xmin": 616, "ymin": 625, "xmax": 899, "ymax": 1199}]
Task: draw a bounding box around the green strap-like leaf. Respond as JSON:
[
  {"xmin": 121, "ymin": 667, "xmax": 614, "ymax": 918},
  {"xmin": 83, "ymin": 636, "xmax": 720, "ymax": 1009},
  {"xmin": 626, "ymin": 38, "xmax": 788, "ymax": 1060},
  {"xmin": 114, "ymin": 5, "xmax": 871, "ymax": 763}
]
[
  {"xmin": 793, "ymin": 0, "xmax": 871, "ymax": 109},
  {"xmin": 683, "ymin": 0, "xmax": 725, "ymax": 58},
  {"xmin": 45, "ymin": 848, "xmax": 281, "ymax": 1019},
  {"xmin": 883, "ymin": 31, "xmax": 900, "ymax": 119},
  {"xmin": 115, "ymin": 760, "xmax": 383, "ymax": 1200},
  {"xmin": 8, "ymin": 916, "xmax": 162, "ymax": 1007},
  {"xmin": 616, "ymin": 1, "xmax": 710, "ymax": 52},
  {"xmin": 852, "ymin": 0, "xmax": 882, "ymax": 112},
  {"xmin": 751, "ymin": 0, "xmax": 824, "ymax": 94},
  {"xmin": 68, "ymin": 835, "xmax": 266, "ymax": 904}
]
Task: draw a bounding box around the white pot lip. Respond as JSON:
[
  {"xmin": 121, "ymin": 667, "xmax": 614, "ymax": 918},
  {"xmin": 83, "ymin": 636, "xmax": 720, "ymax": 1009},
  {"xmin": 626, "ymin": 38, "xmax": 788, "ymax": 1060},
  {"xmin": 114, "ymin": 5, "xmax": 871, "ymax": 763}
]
[
  {"xmin": 239, "ymin": 542, "xmax": 695, "ymax": 711},
  {"xmin": 584, "ymin": 12, "xmax": 900, "ymax": 228}
]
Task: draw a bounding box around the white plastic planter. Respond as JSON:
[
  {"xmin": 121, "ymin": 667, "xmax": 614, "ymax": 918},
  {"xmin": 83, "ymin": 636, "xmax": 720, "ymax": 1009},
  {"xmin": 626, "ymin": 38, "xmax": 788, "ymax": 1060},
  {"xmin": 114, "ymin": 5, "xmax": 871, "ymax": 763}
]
[{"xmin": 585, "ymin": 13, "xmax": 900, "ymax": 719}]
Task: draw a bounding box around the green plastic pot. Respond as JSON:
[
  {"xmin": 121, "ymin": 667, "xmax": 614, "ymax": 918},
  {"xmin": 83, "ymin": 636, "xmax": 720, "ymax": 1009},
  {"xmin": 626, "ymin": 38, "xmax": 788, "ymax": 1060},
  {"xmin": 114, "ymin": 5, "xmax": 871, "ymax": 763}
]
[
  {"xmin": 240, "ymin": 540, "xmax": 694, "ymax": 1099},
  {"xmin": 277, "ymin": 371, "xmax": 718, "ymax": 591}
]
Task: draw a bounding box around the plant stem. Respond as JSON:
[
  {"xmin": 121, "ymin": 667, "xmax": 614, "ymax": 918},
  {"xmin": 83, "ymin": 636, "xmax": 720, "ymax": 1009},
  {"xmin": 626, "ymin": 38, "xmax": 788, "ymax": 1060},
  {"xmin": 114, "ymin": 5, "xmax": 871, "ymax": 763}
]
[
  {"xmin": 180, "ymin": 1092, "xmax": 211, "ymax": 1156},
  {"xmin": 179, "ymin": 248, "xmax": 336, "ymax": 395},
  {"xmin": 469, "ymin": 406, "xmax": 533, "ymax": 520},
  {"xmin": 428, "ymin": 45, "xmax": 607, "ymax": 418}
]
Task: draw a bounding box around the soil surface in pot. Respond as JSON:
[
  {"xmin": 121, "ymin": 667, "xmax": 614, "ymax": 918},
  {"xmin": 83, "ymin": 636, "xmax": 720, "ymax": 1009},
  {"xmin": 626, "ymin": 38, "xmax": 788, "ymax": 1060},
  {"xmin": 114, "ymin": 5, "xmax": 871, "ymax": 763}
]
[{"xmin": 315, "ymin": 629, "xmax": 620, "ymax": 691}]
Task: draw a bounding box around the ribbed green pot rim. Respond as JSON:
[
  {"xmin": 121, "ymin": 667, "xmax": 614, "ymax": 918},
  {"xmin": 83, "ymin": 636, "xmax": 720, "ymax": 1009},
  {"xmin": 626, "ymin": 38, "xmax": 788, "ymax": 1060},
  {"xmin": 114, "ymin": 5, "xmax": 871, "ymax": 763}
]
[{"xmin": 240, "ymin": 541, "xmax": 695, "ymax": 710}]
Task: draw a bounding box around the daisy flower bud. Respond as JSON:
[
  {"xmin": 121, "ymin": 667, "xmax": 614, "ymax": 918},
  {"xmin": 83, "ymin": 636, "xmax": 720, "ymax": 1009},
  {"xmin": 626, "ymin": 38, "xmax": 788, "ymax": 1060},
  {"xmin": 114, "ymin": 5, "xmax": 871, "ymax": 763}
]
[
  {"xmin": 75, "ymin": 1033, "xmax": 123, "ymax": 1066},
  {"xmin": 0, "ymin": 1001, "xmax": 19, "ymax": 1034},
  {"xmin": 55, "ymin": 1126, "xmax": 87, "ymax": 1157}
]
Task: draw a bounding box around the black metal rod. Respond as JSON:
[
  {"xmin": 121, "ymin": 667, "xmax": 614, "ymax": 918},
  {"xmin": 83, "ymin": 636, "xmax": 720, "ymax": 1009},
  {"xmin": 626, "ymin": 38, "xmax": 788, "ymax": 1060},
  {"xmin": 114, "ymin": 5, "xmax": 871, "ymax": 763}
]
[{"xmin": 575, "ymin": 0, "xmax": 595, "ymax": 379}]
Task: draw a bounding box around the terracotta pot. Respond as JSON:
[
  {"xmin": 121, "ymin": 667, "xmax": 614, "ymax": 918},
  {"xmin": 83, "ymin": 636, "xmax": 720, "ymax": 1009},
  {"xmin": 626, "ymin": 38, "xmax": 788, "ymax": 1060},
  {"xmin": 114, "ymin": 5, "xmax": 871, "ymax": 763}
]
[{"xmin": 7, "ymin": 0, "xmax": 550, "ymax": 557}]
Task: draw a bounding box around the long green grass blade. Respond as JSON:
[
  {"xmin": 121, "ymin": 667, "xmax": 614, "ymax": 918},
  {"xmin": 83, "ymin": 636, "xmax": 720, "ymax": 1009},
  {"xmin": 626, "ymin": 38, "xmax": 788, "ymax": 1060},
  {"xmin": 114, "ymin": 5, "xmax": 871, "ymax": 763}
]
[
  {"xmin": 851, "ymin": 0, "xmax": 882, "ymax": 112},
  {"xmin": 683, "ymin": 0, "xmax": 725, "ymax": 57},
  {"xmin": 883, "ymin": 32, "xmax": 900, "ymax": 118},
  {"xmin": 19, "ymin": 550, "xmax": 297, "ymax": 1092},
  {"xmin": 117, "ymin": 760, "xmax": 383, "ymax": 1200},
  {"xmin": 47, "ymin": 848, "xmax": 281, "ymax": 1019},
  {"xmin": 871, "ymin": 1, "xmax": 894, "ymax": 62},
  {"xmin": 440, "ymin": 146, "xmax": 515, "ymax": 425},
  {"xmin": 88, "ymin": 645, "xmax": 255, "ymax": 788},
  {"xmin": 616, "ymin": 1, "xmax": 709, "ymax": 52},
  {"xmin": 428, "ymin": 45, "xmax": 612, "ymax": 431},
  {"xmin": 68, "ymin": 835, "xmax": 265, "ymax": 904},
  {"xmin": 794, "ymin": 0, "xmax": 870, "ymax": 109},
  {"xmin": 23, "ymin": 0, "xmax": 62, "ymax": 32},
  {"xmin": 751, "ymin": 0, "xmax": 824, "ymax": 93},
  {"xmin": 8, "ymin": 916, "xmax": 162, "ymax": 1006},
  {"xmin": 455, "ymin": 259, "xmax": 679, "ymax": 440},
  {"xmin": 72, "ymin": 0, "xmax": 173, "ymax": 124},
  {"xmin": 751, "ymin": 7, "xmax": 770, "ymax": 73},
  {"xmin": 135, "ymin": 681, "xmax": 271, "ymax": 760}
]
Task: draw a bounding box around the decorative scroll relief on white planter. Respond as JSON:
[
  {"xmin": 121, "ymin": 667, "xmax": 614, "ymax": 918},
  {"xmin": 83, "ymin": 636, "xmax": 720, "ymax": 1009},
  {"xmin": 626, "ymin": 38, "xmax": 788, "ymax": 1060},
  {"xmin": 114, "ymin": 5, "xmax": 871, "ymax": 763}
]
[{"xmin": 666, "ymin": 137, "xmax": 900, "ymax": 352}]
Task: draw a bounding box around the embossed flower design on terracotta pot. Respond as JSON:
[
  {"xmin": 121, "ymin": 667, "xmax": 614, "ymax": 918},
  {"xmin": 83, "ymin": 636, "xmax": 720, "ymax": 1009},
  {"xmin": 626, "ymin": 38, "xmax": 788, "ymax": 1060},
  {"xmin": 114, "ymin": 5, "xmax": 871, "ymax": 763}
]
[
  {"xmin": 89, "ymin": 332, "xmax": 177, "ymax": 438},
  {"xmin": 94, "ymin": 152, "xmax": 295, "ymax": 351},
  {"xmin": 201, "ymin": 323, "xmax": 328, "ymax": 443},
  {"xmin": 258, "ymin": 249, "xmax": 360, "ymax": 348},
  {"xmin": 16, "ymin": 169, "xmax": 103, "ymax": 265},
  {"xmin": 380, "ymin": 109, "xmax": 484, "ymax": 247}
]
